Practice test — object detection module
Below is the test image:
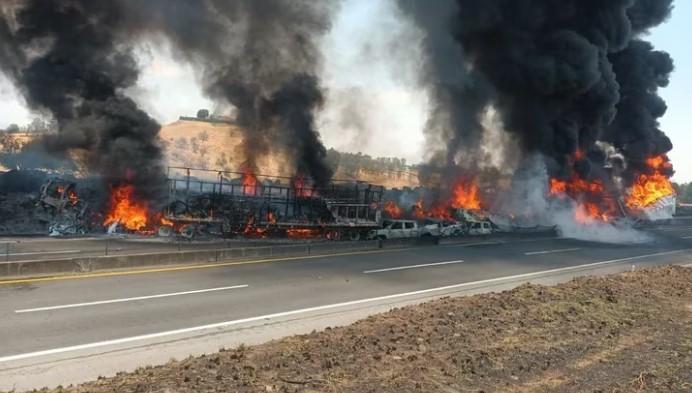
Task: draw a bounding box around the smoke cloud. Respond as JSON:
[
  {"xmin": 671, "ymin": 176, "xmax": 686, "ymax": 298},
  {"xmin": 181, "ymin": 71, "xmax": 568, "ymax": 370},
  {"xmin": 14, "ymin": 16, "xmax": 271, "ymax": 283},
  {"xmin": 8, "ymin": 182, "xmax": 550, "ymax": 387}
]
[
  {"xmin": 0, "ymin": 0, "xmax": 336, "ymax": 194},
  {"xmin": 126, "ymin": 0, "xmax": 335, "ymax": 186},
  {"xmin": 493, "ymin": 155, "xmax": 651, "ymax": 244},
  {"xmin": 400, "ymin": 0, "xmax": 675, "ymax": 187},
  {"xmin": 0, "ymin": 1, "xmax": 164, "ymax": 198}
]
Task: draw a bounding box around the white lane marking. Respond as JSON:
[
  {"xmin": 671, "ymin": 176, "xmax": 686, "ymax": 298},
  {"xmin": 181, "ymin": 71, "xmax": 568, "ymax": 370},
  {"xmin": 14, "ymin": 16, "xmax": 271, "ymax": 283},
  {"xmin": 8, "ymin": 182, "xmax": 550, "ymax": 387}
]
[
  {"xmin": 681, "ymin": 236, "xmax": 692, "ymax": 239},
  {"xmin": 364, "ymin": 260, "xmax": 464, "ymax": 274},
  {"xmin": 14, "ymin": 285, "xmax": 248, "ymax": 314},
  {"xmin": 524, "ymin": 248, "xmax": 582, "ymax": 256},
  {"xmin": 0, "ymin": 249, "xmax": 687, "ymax": 364}
]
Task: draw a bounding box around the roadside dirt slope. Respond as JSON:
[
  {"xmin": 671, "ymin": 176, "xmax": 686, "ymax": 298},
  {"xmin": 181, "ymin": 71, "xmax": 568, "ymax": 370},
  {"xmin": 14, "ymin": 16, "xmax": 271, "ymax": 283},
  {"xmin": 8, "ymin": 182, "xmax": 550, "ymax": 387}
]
[{"xmin": 27, "ymin": 265, "xmax": 692, "ymax": 393}]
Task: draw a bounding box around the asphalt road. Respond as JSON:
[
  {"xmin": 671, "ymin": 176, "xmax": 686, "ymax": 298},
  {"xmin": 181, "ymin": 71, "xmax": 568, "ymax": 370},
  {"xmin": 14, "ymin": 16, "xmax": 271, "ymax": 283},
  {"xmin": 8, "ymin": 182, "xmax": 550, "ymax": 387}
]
[{"xmin": 1, "ymin": 220, "xmax": 691, "ymax": 363}]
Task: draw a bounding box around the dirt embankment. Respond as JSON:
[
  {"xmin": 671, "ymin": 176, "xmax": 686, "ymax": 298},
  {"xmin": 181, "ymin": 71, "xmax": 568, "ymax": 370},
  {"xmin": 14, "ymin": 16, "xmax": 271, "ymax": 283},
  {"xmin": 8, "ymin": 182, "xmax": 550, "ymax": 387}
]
[{"xmin": 24, "ymin": 266, "xmax": 692, "ymax": 393}]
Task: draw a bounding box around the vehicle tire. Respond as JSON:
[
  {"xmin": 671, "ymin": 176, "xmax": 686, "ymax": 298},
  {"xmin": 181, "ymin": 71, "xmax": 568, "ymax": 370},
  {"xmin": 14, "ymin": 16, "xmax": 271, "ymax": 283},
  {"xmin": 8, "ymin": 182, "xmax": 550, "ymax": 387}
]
[
  {"xmin": 158, "ymin": 225, "xmax": 174, "ymax": 237},
  {"xmin": 325, "ymin": 230, "xmax": 340, "ymax": 241},
  {"xmin": 180, "ymin": 224, "xmax": 196, "ymax": 239},
  {"xmin": 348, "ymin": 231, "xmax": 361, "ymax": 241},
  {"xmin": 377, "ymin": 235, "xmax": 387, "ymax": 241}
]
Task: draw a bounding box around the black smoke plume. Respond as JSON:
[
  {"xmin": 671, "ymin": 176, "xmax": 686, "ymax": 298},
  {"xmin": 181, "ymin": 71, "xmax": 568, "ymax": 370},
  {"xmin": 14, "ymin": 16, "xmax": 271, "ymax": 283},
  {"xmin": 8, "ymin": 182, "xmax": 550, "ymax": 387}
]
[
  {"xmin": 398, "ymin": 0, "xmax": 492, "ymax": 169},
  {"xmin": 604, "ymin": 0, "xmax": 675, "ymax": 179},
  {"xmin": 0, "ymin": 1, "xmax": 164, "ymax": 199},
  {"xmin": 401, "ymin": 0, "xmax": 675, "ymax": 188},
  {"xmin": 127, "ymin": 0, "xmax": 334, "ymax": 186}
]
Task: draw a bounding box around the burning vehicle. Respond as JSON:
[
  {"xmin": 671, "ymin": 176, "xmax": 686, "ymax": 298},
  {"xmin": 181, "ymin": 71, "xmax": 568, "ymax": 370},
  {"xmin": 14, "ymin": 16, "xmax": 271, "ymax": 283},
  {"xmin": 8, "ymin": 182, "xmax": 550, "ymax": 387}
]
[
  {"xmin": 38, "ymin": 178, "xmax": 89, "ymax": 236},
  {"xmin": 0, "ymin": 0, "xmax": 681, "ymax": 245},
  {"xmin": 150, "ymin": 166, "xmax": 384, "ymax": 240},
  {"xmin": 367, "ymin": 219, "xmax": 441, "ymax": 241}
]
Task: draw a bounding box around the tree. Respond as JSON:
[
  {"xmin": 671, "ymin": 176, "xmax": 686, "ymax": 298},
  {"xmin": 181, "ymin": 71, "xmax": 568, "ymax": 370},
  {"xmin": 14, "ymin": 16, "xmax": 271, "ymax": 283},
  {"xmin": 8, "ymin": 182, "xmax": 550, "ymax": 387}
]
[
  {"xmin": 6, "ymin": 124, "xmax": 19, "ymax": 133},
  {"xmin": 27, "ymin": 117, "xmax": 47, "ymax": 133},
  {"xmin": 0, "ymin": 132, "xmax": 21, "ymax": 153},
  {"xmin": 197, "ymin": 109, "xmax": 210, "ymax": 119},
  {"xmin": 174, "ymin": 137, "xmax": 188, "ymax": 150}
]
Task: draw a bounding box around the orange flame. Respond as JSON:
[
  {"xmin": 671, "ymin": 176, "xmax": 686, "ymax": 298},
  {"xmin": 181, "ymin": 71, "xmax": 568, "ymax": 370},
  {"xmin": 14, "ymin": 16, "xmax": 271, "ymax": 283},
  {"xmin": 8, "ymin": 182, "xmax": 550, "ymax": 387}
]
[
  {"xmin": 103, "ymin": 185, "xmax": 148, "ymax": 231},
  {"xmin": 293, "ymin": 175, "xmax": 317, "ymax": 197},
  {"xmin": 626, "ymin": 155, "xmax": 675, "ymax": 209},
  {"xmin": 428, "ymin": 204, "xmax": 453, "ymax": 220},
  {"xmin": 404, "ymin": 178, "xmax": 483, "ymax": 220},
  {"xmin": 450, "ymin": 178, "xmax": 482, "ymax": 210},
  {"xmin": 241, "ymin": 165, "xmax": 259, "ymax": 196},
  {"xmin": 574, "ymin": 202, "xmax": 613, "ymax": 224},
  {"xmin": 384, "ymin": 201, "xmax": 402, "ymax": 218},
  {"xmin": 549, "ymin": 175, "xmax": 604, "ymax": 196},
  {"xmin": 67, "ymin": 190, "xmax": 79, "ymax": 205},
  {"xmin": 412, "ymin": 199, "xmax": 426, "ymax": 219},
  {"xmin": 549, "ymin": 174, "xmax": 616, "ymax": 223},
  {"xmin": 286, "ymin": 228, "xmax": 322, "ymax": 239},
  {"xmin": 56, "ymin": 186, "xmax": 79, "ymax": 205},
  {"xmin": 242, "ymin": 215, "xmax": 267, "ymax": 237},
  {"xmin": 267, "ymin": 211, "xmax": 277, "ymax": 224}
]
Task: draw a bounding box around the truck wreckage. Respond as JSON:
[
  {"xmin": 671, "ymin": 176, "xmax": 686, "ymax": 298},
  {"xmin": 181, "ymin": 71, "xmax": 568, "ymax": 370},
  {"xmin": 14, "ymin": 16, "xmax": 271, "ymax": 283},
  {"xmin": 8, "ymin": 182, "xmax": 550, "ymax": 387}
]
[
  {"xmin": 159, "ymin": 167, "xmax": 385, "ymax": 240},
  {"xmin": 0, "ymin": 164, "xmax": 679, "ymax": 239},
  {"xmin": 38, "ymin": 178, "xmax": 89, "ymax": 236}
]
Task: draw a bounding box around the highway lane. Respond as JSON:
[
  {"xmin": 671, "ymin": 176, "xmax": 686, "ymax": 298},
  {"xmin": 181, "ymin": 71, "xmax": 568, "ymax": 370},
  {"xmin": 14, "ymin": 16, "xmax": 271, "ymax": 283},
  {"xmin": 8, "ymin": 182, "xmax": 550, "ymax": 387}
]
[{"xmin": 1, "ymin": 228, "xmax": 691, "ymax": 359}]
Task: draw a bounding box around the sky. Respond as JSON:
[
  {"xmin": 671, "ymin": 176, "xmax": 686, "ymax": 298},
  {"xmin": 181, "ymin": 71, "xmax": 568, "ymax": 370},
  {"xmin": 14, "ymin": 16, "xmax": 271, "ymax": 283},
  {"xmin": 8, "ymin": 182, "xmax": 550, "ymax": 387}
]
[
  {"xmin": 646, "ymin": 1, "xmax": 692, "ymax": 182},
  {"xmin": 0, "ymin": 0, "xmax": 690, "ymax": 181}
]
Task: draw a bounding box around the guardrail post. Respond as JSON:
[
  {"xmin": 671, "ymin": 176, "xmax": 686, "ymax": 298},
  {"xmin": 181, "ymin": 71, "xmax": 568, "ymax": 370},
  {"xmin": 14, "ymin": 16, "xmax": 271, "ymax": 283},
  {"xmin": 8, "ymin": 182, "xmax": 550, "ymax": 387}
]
[
  {"xmin": 5, "ymin": 243, "xmax": 9, "ymax": 262},
  {"xmin": 105, "ymin": 239, "xmax": 109, "ymax": 256},
  {"xmin": 377, "ymin": 239, "xmax": 383, "ymax": 249}
]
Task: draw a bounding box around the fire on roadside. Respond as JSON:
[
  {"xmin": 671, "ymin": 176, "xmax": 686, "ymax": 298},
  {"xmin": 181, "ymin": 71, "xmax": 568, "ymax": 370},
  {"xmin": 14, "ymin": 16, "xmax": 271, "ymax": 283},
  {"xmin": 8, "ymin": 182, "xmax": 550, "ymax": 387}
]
[
  {"xmin": 383, "ymin": 200, "xmax": 402, "ymax": 218},
  {"xmin": 241, "ymin": 164, "xmax": 259, "ymax": 196},
  {"xmin": 242, "ymin": 215, "xmax": 267, "ymax": 237},
  {"xmin": 286, "ymin": 228, "xmax": 322, "ymax": 238},
  {"xmin": 626, "ymin": 155, "xmax": 676, "ymax": 209},
  {"xmin": 293, "ymin": 174, "xmax": 317, "ymax": 198},
  {"xmin": 549, "ymin": 174, "xmax": 617, "ymax": 223},
  {"xmin": 450, "ymin": 178, "xmax": 482, "ymax": 210},
  {"xmin": 56, "ymin": 185, "xmax": 79, "ymax": 205},
  {"xmin": 412, "ymin": 177, "xmax": 483, "ymax": 219},
  {"xmin": 103, "ymin": 184, "xmax": 149, "ymax": 231}
]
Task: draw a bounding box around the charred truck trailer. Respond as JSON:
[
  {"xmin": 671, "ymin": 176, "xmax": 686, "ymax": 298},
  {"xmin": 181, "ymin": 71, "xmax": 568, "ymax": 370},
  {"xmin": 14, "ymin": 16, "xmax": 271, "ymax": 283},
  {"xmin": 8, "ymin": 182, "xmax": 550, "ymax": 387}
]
[{"xmin": 161, "ymin": 167, "xmax": 384, "ymax": 240}]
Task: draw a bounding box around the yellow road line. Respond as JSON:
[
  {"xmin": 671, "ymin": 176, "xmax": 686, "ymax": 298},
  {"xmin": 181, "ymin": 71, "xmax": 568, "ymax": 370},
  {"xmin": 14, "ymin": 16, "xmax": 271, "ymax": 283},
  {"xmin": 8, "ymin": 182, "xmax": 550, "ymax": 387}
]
[{"xmin": 0, "ymin": 247, "xmax": 415, "ymax": 285}]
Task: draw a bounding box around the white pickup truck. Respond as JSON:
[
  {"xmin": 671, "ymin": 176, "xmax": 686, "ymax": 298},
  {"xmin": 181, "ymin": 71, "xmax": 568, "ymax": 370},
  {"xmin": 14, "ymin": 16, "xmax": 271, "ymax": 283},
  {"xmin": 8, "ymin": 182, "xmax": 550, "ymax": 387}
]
[
  {"xmin": 368, "ymin": 219, "xmax": 441, "ymax": 240},
  {"xmin": 467, "ymin": 220, "xmax": 493, "ymax": 235}
]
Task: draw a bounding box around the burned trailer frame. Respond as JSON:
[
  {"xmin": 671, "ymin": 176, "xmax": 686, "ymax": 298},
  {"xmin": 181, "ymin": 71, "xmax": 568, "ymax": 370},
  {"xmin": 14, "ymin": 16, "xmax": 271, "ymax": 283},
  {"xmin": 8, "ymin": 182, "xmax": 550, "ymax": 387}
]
[
  {"xmin": 162, "ymin": 167, "xmax": 384, "ymax": 239},
  {"xmin": 37, "ymin": 178, "xmax": 89, "ymax": 236}
]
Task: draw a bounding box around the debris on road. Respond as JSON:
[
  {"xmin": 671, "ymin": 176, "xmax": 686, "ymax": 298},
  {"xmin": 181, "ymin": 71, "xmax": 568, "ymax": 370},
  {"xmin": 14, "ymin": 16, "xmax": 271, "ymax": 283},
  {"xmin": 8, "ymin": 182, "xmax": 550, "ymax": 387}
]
[{"xmin": 29, "ymin": 265, "xmax": 692, "ymax": 393}]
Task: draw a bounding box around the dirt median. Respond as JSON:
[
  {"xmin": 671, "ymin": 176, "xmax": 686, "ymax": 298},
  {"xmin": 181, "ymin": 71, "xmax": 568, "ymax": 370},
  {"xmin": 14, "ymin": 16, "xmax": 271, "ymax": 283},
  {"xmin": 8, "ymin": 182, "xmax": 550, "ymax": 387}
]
[{"xmin": 25, "ymin": 265, "xmax": 691, "ymax": 393}]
